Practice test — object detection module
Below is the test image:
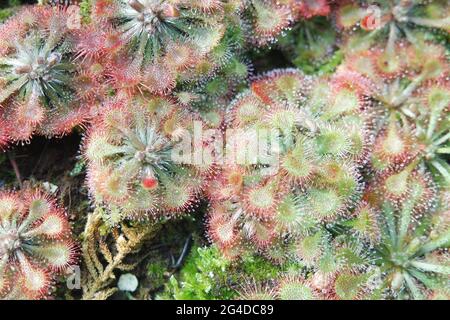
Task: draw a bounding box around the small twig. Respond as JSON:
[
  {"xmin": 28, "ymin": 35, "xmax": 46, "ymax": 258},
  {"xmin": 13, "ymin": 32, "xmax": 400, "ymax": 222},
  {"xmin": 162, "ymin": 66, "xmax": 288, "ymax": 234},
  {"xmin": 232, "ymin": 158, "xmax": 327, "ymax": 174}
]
[
  {"xmin": 172, "ymin": 235, "xmax": 192, "ymax": 269},
  {"xmin": 7, "ymin": 151, "xmax": 23, "ymax": 189}
]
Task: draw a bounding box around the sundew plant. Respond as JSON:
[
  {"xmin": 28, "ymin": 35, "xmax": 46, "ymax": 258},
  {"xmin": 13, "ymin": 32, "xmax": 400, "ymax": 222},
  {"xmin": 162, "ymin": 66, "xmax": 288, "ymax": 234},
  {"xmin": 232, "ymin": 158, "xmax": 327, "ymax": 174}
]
[{"xmin": 0, "ymin": 0, "xmax": 448, "ymax": 301}]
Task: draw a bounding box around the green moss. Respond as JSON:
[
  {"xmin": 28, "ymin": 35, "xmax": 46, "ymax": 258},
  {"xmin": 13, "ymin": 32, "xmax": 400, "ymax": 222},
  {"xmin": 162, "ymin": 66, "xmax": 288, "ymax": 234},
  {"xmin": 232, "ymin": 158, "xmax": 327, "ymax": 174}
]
[
  {"xmin": 146, "ymin": 261, "xmax": 167, "ymax": 291},
  {"xmin": 158, "ymin": 244, "xmax": 306, "ymax": 300},
  {"xmin": 158, "ymin": 246, "xmax": 235, "ymax": 300},
  {"xmin": 239, "ymin": 254, "xmax": 283, "ymax": 282},
  {"xmin": 79, "ymin": 0, "xmax": 92, "ymax": 24},
  {"xmin": 0, "ymin": 8, "xmax": 13, "ymax": 22},
  {"xmin": 8, "ymin": 0, "xmax": 22, "ymax": 7},
  {"xmin": 0, "ymin": 0, "xmax": 21, "ymax": 22}
]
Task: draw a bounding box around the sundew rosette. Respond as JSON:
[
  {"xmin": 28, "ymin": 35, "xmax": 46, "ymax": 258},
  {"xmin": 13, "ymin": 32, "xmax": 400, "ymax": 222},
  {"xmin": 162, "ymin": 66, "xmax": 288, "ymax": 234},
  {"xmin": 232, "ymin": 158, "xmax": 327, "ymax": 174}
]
[
  {"xmin": 73, "ymin": 1, "xmax": 246, "ymax": 97},
  {"xmin": 0, "ymin": 189, "xmax": 78, "ymax": 300},
  {"xmin": 205, "ymin": 68, "xmax": 375, "ymax": 259},
  {"xmin": 0, "ymin": 6, "xmax": 93, "ymax": 145},
  {"xmin": 236, "ymin": 182, "xmax": 449, "ymax": 300},
  {"xmin": 342, "ymin": 181, "xmax": 449, "ymax": 300},
  {"xmin": 84, "ymin": 97, "xmax": 214, "ymax": 224},
  {"xmin": 89, "ymin": 0, "xmax": 240, "ymax": 64},
  {"xmin": 340, "ymin": 42, "xmax": 450, "ymax": 185},
  {"xmin": 297, "ymin": 173, "xmax": 448, "ymax": 300}
]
